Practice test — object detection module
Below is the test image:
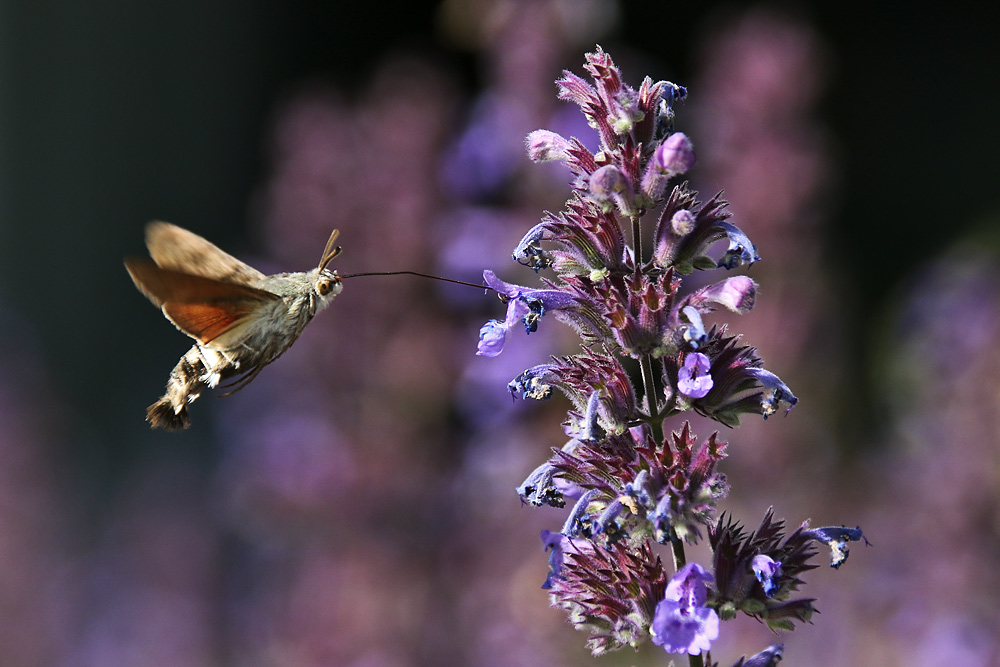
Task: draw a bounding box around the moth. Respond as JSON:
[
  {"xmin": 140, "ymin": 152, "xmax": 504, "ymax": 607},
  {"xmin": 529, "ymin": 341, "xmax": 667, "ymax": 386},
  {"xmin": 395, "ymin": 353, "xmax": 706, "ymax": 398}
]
[{"xmin": 126, "ymin": 222, "xmax": 344, "ymax": 430}]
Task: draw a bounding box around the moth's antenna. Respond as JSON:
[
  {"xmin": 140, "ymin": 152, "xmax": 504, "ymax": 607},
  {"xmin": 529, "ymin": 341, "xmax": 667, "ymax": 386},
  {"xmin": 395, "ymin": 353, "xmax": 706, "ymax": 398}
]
[
  {"xmin": 318, "ymin": 229, "xmax": 342, "ymax": 271},
  {"xmin": 339, "ymin": 270, "xmax": 497, "ymax": 292}
]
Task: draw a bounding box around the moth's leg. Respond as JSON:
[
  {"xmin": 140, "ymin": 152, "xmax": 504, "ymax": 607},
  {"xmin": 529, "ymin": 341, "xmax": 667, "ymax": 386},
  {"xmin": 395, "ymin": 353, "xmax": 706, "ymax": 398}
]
[{"xmin": 195, "ymin": 345, "xmax": 235, "ymax": 388}]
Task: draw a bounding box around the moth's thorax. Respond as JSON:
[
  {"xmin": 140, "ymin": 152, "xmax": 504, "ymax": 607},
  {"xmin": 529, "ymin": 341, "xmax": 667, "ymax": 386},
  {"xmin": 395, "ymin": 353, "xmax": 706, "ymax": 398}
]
[{"xmin": 255, "ymin": 267, "xmax": 342, "ymax": 322}]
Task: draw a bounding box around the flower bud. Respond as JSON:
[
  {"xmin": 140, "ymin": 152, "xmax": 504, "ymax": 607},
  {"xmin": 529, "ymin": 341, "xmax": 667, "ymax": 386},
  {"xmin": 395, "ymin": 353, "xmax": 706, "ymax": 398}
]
[
  {"xmin": 653, "ymin": 132, "xmax": 695, "ymax": 176},
  {"xmin": 694, "ymin": 276, "xmax": 758, "ymax": 314},
  {"xmin": 641, "ymin": 133, "xmax": 695, "ymax": 206},
  {"xmin": 671, "ymin": 209, "xmax": 695, "ymax": 236},
  {"xmin": 525, "ymin": 129, "xmax": 572, "ymax": 163},
  {"xmin": 588, "ymin": 164, "xmax": 627, "ymax": 197},
  {"xmin": 589, "ymin": 164, "xmax": 636, "ymax": 217}
]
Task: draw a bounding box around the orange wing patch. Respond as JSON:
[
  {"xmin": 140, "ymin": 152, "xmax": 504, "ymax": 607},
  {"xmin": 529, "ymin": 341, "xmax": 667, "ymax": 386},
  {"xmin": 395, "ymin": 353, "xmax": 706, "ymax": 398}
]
[
  {"xmin": 163, "ymin": 301, "xmax": 258, "ymax": 344},
  {"xmin": 125, "ymin": 259, "xmax": 279, "ymax": 345}
]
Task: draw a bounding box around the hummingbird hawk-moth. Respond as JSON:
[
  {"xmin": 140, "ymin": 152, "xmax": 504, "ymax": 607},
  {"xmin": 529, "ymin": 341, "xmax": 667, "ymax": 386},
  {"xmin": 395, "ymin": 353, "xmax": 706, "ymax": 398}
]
[{"xmin": 126, "ymin": 222, "xmax": 344, "ymax": 430}]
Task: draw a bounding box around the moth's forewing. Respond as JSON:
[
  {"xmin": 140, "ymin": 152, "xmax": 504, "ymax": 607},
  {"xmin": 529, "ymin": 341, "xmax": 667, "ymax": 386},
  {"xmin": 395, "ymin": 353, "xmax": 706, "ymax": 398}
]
[
  {"xmin": 145, "ymin": 222, "xmax": 266, "ymax": 285},
  {"xmin": 125, "ymin": 259, "xmax": 279, "ymax": 345}
]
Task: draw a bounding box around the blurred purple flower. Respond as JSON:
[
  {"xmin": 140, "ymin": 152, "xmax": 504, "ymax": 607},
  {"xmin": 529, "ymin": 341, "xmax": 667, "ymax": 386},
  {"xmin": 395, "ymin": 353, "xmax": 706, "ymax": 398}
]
[{"xmin": 651, "ymin": 562, "xmax": 720, "ymax": 655}]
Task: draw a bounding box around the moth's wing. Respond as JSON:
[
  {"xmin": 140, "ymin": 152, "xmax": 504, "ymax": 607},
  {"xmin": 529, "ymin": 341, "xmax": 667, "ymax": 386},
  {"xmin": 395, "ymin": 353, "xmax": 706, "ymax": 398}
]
[
  {"xmin": 145, "ymin": 221, "xmax": 267, "ymax": 285},
  {"xmin": 125, "ymin": 259, "xmax": 280, "ymax": 346}
]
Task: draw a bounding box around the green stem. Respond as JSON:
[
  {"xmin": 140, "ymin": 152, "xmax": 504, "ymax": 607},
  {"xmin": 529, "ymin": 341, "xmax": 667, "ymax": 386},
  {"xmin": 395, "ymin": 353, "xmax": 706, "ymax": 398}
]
[
  {"xmin": 631, "ymin": 215, "xmax": 643, "ymax": 278},
  {"xmin": 639, "ymin": 354, "xmax": 663, "ymax": 444},
  {"xmin": 633, "ymin": 215, "xmax": 703, "ymax": 667}
]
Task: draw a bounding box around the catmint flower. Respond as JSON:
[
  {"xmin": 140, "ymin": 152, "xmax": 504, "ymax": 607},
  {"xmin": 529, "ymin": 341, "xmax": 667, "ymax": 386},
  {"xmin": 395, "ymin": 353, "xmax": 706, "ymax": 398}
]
[
  {"xmin": 562, "ymin": 488, "xmax": 601, "ymax": 538},
  {"xmin": 678, "ymin": 352, "xmax": 714, "ymax": 398},
  {"xmin": 541, "ymin": 529, "xmax": 568, "ymax": 589},
  {"xmin": 507, "ymin": 364, "xmax": 558, "ymax": 400},
  {"xmin": 651, "ymin": 562, "xmax": 720, "ymax": 656},
  {"xmin": 745, "ymin": 368, "xmax": 798, "ymax": 418},
  {"xmin": 511, "ymin": 222, "xmax": 554, "ymax": 272},
  {"xmin": 718, "ymin": 221, "xmax": 761, "ymax": 270},
  {"xmin": 751, "ymin": 555, "xmax": 782, "ymax": 597},
  {"xmin": 733, "ymin": 644, "xmax": 784, "ymax": 667},
  {"xmin": 592, "ymin": 497, "xmax": 628, "ymax": 544},
  {"xmin": 518, "ymin": 461, "xmax": 565, "ymax": 508},
  {"xmin": 690, "ymin": 275, "xmax": 758, "ymax": 314},
  {"xmin": 804, "ymin": 525, "xmax": 869, "ymax": 569},
  {"xmin": 681, "ymin": 305, "xmax": 708, "ymax": 349},
  {"xmin": 475, "ymin": 271, "xmax": 578, "ymax": 356},
  {"xmin": 567, "ymin": 390, "xmax": 606, "ymax": 443},
  {"xmin": 477, "ymin": 319, "xmax": 509, "ymax": 356},
  {"xmin": 649, "ymin": 82, "xmax": 687, "ymax": 141},
  {"xmin": 525, "ymin": 129, "xmax": 572, "ymax": 163}
]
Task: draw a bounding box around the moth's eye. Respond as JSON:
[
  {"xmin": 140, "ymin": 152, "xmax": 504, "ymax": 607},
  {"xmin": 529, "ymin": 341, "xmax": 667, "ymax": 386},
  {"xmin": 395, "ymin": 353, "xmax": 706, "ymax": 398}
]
[{"xmin": 317, "ymin": 279, "xmax": 333, "ymax": 296}]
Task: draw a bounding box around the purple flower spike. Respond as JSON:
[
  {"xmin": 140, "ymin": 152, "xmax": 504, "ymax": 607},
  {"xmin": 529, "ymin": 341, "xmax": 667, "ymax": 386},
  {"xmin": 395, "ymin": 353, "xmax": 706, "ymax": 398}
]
[
  {"xmin": 678, "ymin": 352, "xmax": 714, "ymax": 398},
  {"xmin": 651, "ymin": 562, "xmax": 720, "ymax": 656}
]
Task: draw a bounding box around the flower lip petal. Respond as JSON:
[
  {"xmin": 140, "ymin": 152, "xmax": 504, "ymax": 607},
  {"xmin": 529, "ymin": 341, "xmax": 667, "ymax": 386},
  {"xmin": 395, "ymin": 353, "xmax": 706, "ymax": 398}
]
[
  {"xmin": 652, "ymin": 563, "xmax": 719, "ymax": 655},
  {"xmin": 476, "ymin": 319, "xmax": 509, "ymax": 357},
  {"xmin": 678, "ymin": 352, "xmax": 714, "ymax": 398}
]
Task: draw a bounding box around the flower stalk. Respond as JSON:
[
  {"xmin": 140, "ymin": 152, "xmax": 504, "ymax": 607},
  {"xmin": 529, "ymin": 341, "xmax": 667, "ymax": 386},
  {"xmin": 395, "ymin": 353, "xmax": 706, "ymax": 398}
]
[{"xmin": 475, "ymin": 46, "xmax": 863, "ymax": 664}]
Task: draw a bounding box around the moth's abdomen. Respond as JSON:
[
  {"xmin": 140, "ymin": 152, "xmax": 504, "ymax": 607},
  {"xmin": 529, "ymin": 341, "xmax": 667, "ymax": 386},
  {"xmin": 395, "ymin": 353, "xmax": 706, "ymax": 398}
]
[
  {"xmin": 147, "ymin": 344, "xmax": 239, "ymax": 430},
  {"xmin": 147, "ymin": 352, "xmax": 203, "ymax": 430}
]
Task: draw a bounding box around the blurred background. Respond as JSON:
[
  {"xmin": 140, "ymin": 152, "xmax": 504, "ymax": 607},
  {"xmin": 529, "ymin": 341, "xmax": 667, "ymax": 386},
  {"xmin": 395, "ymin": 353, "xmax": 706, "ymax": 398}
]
[{"xmin": 0, "ymin": 1, "xmax": 998, "ymax": 665}]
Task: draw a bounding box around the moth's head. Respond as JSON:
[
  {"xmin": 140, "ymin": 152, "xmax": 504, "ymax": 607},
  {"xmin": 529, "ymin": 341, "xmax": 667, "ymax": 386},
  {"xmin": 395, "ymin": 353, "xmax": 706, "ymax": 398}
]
[
  {"xmin": 312, "ymin": 229, "xmax": 344, "ymax": 312},
  {"xmin": 313, "ymin": 268, "xmax": 343, "ymax": 309}
]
